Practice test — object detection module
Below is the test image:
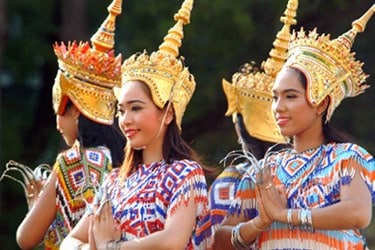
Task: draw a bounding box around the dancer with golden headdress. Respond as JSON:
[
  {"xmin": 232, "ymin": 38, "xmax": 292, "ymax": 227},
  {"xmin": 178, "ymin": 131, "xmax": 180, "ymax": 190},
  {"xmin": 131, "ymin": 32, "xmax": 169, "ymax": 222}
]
[
  {"xmin": 60, "ymin": 0, "xmax": 210, "ymax": 249},
  {"xmin": 207, "ymin": 0, "xmax": 296, "ymax": 240},
  {"xmin": 214, "ymin": 4, "xmax": 375, "ymax": 250},
  {"xmin": 15, "ymin": 1, "xmax": 125, "ymax": 249}
]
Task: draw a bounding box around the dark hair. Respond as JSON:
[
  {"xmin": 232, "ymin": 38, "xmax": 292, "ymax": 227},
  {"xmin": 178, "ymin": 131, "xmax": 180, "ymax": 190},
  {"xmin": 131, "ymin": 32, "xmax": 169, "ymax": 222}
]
[
  {"xmin": 288, "ymin": 67, "xmax": 356, "ymax": 144},
  {"xmin": 162, "ymin": 119, "xmax": 201, "ymax": 163},
  {"xmin": 235, "ymin": 113, "xmax": 275, "ymax": 160},
  {"xmin": 65, "ymin": 100, "xmax": 126, "ymax": 168}
]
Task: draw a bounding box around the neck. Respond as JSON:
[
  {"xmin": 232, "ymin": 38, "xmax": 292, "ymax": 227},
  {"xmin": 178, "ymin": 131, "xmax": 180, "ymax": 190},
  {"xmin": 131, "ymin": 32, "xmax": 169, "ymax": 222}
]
[
  {"xmin": 141, "ymin": 143, "xmax": 164, "ymax": 165},
  {"xmin": 292, "ymin": 115, "xmax": 327, "ymax": 152},
  {"xmin": 293, "ymin": 132, "xmax": 325, "ymax": 153}
]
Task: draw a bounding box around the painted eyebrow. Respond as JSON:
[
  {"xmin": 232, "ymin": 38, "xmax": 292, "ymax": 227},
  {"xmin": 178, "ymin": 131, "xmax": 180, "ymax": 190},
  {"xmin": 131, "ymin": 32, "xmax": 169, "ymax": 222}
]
[
  {"xmin": 118, "ymin": 100, "xmax": 146, "ymax": 107},
  {"xmin": 272, "ymin": 88, "xmax": 304, "ymax": 95}
]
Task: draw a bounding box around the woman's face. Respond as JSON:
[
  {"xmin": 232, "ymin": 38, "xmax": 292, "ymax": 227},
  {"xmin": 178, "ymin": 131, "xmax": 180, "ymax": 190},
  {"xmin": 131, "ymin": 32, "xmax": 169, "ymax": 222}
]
[
  {"xmin": 56, "ymin": 105, "xmax": 79, "ymax": 147},
  {"xmin": 271, "ymin": 68, "xmax": 323, "ymax": 138},
  {"xmin": 117, "ymin": 81, "xmax": 168, "ymax": 151}
]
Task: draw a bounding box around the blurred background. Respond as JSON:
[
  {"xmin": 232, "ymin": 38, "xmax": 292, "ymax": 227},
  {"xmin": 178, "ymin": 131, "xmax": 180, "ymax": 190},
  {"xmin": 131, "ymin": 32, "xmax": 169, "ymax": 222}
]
[{"xmin": 0, "ymin": 0, "xmax": 374, "ymax": 248}]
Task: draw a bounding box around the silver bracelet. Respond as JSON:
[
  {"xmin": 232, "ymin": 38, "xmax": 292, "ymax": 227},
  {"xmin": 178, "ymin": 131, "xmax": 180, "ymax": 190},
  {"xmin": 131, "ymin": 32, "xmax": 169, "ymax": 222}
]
[
  {"xmin": 106, "ymin": 240, "xmax": 121, "ymax": 250},
  {"xmin": 306, "ymin": 209, "xmax": 314, "ymax": 232},
  {"xmin": 300, "ymin": 209, "xmax": 307, "ymax": 227},
  {"xmin": 231, "ymin": 222, "xmax": 252, "ymax": 249},
  {"xmin": 298, "ymin": 208, "xmax": 314, "ymax": 232},
  {"xmin": 74, "ymin": 243, "xmax": 84, "ymax": 250},
  {"xmin": 287, "ymin": 209, "xmax": 294, "ymax": 230}
]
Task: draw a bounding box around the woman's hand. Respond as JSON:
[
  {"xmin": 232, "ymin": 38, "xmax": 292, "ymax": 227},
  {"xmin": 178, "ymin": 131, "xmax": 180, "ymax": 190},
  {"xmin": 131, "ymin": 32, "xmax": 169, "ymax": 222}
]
[
  {"xmin": 255, "ymin": 186, "xmax": 273, "ymax": 227},
  {"xmin": 256, "ymin": 166, "xmax": 287, "ymax": 222},
  {"xmin": 89, "ymin": 200, "xmax": 121, "ymax": 250},
  {"xmin": 25, "ymin": 178, "xmax": 47, "ymax": 209}
]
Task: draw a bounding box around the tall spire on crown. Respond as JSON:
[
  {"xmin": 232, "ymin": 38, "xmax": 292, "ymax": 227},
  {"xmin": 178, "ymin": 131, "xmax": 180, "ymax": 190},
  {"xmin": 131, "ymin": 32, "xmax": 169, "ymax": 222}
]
[
  {"xmin": 158, "ymin": 0, "xmax": 193, "ymax": 58},
  {"xmin": 91, "ymin": 0, "xmax": 123, "ymax": 53},
  {"xmin": 120, "ymin": 0, "xmax": 196, "ymax": 131},
  {"xmin": 262, "ymin": 0, "xmax": 298, "ymax": 77},
  {"xmin": 222, "ymin": 0, "xmax": 298, "ymax": 143},
  {"xmin": 334, "ymin": 4, "xmax": 374, "ymax": 50},
  {"xmin": 52, "ymin": 0, "xmax": 123, "ymax": 125}
]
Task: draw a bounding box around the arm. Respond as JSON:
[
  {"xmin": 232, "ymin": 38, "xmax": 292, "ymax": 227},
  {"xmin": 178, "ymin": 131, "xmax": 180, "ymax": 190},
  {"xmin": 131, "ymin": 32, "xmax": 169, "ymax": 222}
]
[
  {"xmin": 116, "ymin": 189, "xmax": 198, "ymax": 250},
  {"xmin": 62, "ymin": 188, "xmax": 199, "ymax": 250},
  {"xmin": 213, "ymin": 186, "xmax": 272, "ymax": 250},
  {"xmin": 259, "ymin": 160, "xmax": 372, "ymax": 230},
  {"xmin": 16, "ymin": 170, "xmax": 57, "ymax": 249},
  {"xmin": 59, "ymin": 213, "xmax": 91, "ymax": 250},
  {"xmin": 287, "ymin": 169, "xmax": 371, "ymax": 229},
  {"xmin": 213, "ymin": 213, "xmax": 245, "ymax": 250}
]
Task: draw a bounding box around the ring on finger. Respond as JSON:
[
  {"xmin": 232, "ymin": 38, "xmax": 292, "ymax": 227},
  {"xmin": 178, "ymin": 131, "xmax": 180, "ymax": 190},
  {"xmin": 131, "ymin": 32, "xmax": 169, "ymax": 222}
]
[{"xmin": 264, "ymin": 183, "xmax": 273, "ymax": 190}]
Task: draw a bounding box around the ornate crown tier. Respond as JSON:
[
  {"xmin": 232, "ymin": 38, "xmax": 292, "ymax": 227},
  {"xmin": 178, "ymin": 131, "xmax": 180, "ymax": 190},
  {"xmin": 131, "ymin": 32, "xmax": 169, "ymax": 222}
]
[
  {"xmin": 285, "ymin": 4, "xmax": 374, "ymax": 121},
  {"xmin": 53, "ymin": 0, "xmax": 123, "ymax": 125},
  {"xmin": 120, "ymin": 0, "xmax": 195, "ymax": 131},
  {"xmin": 223, "ymin": 0, "xmax": 298, "ymax": 143}
]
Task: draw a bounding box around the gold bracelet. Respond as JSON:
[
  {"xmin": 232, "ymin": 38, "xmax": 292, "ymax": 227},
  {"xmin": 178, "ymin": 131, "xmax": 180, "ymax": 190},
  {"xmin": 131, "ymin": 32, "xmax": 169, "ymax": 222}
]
[{"xmin": 250, "ymin": 219, "xmax": 268, "ymax": 232}]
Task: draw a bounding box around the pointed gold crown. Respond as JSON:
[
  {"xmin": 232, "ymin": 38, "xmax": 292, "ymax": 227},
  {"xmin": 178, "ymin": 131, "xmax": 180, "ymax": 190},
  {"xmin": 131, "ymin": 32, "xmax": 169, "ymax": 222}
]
[
  {"xmin": 120, "ymin": 0, "xmax": 195, "ymax": 131},
  {"xmin": 285, "ymin": 4, "xmax": 374, "ymax": 121},
  {"xmin": 222, "ymin": 0, "xmax": 298, "ymax": 143},
  {"xmin": 53, "ymin": 0, "xmax": 123, "ymax": 125}
]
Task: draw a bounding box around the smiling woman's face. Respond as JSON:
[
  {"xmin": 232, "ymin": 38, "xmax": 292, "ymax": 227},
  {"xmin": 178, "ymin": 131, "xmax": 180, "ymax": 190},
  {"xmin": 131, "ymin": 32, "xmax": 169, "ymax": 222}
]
[
  {"xmin": 117, "ymin": 81, "xmax": 167, "ymax": 151},
  {"xmin": 271, "ymin": 68, "xmax": 322, "ymax": 138}
]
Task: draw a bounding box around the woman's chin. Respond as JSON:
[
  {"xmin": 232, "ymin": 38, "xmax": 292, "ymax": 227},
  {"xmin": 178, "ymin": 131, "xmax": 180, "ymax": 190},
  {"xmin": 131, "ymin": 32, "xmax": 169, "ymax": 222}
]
[{"xmin": 130, "ymin": 143, "xmax": 146, "ymax": 150}]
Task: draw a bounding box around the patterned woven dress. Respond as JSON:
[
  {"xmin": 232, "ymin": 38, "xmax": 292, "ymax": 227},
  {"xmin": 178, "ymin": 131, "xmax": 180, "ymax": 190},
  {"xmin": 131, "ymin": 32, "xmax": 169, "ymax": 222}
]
[
  {"xmin": 194, "ymin": 163, "xmax": 246, "ymax": 249},
  {"xmin": 209, "ymin": 163, "xmax": 246, "ymax": 232},
  {"xmin": 44, "ymin": 144, "xmax": 112, "ymax": 249},
  {"xmin": 230, "ymin": 142, "xmax": 375, "ymax": 249},
  {"xmin": 102, "ymin": 159, "xmax": 209, "ymax": 250}
]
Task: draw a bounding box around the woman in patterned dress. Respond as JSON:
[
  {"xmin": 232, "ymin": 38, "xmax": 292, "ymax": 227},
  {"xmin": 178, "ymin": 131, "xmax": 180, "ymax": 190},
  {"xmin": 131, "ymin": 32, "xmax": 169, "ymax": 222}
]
[
  {"xmin": 15, "ymin": 1, "xmax": 126, "ymax": 249},
  {"xmin": 213, "ymin": 5, "xmax": 375, "ymax": 250},
  {"xmin": 206, "ymin": 0, "xmax": 297, "ymax": 237},
  {"xmin": 60, "ymin": 0, "xmax": 211, "ymax": 249}
]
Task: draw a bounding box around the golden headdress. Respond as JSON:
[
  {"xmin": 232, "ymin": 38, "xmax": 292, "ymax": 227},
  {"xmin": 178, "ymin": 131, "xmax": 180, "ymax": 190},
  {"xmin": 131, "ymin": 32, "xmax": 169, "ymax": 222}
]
[
  {"xmin": 285, "ymin": 4, "xmax": 374, "ymax": 122},
  {"xmin": 222, "ymin": 0, "xmax": 298, "ymax": 143},
  {"xmin": 120, "ymin": 0, "xmax": 195, "ymax": 131},
  {"xmin": 52, "ymin": 0, "xmax": 123, "ymax": 125}
]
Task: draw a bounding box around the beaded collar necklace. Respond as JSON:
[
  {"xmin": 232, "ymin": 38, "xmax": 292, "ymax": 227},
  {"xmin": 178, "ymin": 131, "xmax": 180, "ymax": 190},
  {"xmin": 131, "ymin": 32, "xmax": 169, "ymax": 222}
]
[{"xmin": 290, "ymin": 144, "xmax": 325, "ymax": 155}]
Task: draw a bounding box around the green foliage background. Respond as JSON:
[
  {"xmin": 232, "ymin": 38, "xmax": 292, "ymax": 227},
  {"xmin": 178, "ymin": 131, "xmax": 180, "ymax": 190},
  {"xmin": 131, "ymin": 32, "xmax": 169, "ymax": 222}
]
[{"xmin": 0, "ymin": 0, "xmax": 374, "ymax": 248}]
